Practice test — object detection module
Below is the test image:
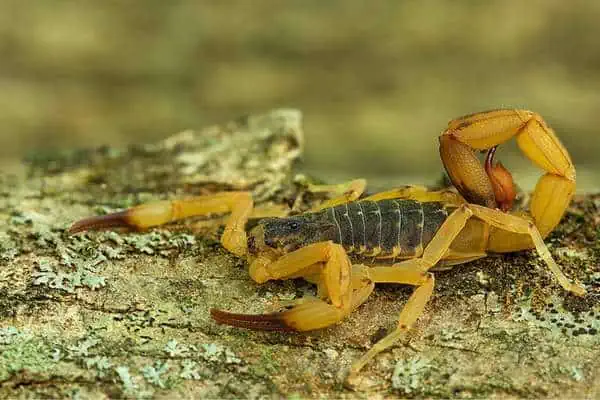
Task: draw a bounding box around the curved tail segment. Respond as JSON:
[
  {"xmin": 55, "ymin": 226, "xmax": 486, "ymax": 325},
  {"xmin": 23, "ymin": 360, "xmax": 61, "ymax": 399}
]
[{"xmin": 439, "ymin": 109, "xmax": 576, "ymax": 241}]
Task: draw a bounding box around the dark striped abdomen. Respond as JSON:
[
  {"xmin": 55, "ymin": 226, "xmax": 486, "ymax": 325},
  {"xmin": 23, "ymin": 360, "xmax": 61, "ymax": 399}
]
[{"xmin": 327, "ymin": 199, "xmax": 449, "ymax": 259}]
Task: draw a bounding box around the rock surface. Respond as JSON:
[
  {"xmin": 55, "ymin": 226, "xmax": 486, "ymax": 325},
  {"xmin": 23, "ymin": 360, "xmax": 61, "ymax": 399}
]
[{"xmin": 0, "ymin": 109, "xmax": 598, "ymax": 398}]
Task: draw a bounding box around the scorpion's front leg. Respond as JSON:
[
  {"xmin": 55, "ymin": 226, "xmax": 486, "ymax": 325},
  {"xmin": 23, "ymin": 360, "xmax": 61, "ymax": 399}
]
[{"xmin": 69, "ymin": 192, "xmax": 253, "ymax": 256}]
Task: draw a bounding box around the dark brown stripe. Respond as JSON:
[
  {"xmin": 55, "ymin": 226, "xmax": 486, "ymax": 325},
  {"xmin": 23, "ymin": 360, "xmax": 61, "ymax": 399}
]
[
  {"xmin": 210, "ymin": 308, "xmax": 295, "ymax": 332},
  {"xmin": 348, "ymin": 201, "xmax": 365, "ymax": 251},
  {"xmin": 68, "ymin": 210, "xmax": 133, "ymax": 234}
]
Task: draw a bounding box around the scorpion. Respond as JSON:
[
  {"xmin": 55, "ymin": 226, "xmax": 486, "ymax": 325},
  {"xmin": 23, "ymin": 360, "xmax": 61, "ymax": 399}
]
[{"xmin": 69, "ymin": 109, "xmax": 585, "ymax": 382}]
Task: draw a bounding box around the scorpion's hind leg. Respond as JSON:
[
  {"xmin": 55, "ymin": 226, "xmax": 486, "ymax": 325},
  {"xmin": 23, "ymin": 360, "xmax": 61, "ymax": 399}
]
[
  {"xmin": 346, "ymin": 269, "xmax": 435, "ymax": 385},
  {"xmin": 69, "ymin": 192, "xmax": 253, "ymax": 256},
  {"xmin": 347, "ymin": 204, "xmax": 475, "ymax": 381},
  {"xmin": 469, "ymin": 204, "xmax": 586, "ymax": 296}
]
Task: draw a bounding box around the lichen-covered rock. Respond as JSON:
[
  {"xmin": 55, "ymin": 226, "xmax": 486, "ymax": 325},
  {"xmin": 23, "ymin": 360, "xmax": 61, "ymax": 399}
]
[{"xmin": 0, "ymin": 109, "xmax": 599, "ymax": 399}]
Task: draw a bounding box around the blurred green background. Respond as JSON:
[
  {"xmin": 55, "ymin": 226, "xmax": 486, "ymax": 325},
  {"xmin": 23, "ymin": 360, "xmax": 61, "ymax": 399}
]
[{"xmin": 1, "ymin": 1, "xmax": 599, "ymax": 191}]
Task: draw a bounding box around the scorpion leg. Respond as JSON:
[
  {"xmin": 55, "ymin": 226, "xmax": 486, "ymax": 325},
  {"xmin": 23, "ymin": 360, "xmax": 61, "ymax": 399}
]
[
  {"xmin": 347, "ymin": 272, "xmax": 435, "ymax": 384},
  {"xmin": 468, "ymin": 204, "xmax": 585, "ymax": 296},
  {"xmin": 363, "ymin": 185, "xmax": 465, "ymax": 206},
  {"xmin": 69, "ymin": 192, "xmax": 253, "ymax": 257},
  {"xmin": 347, "ymin": 204, "xmax": 474, "ymax": 380},
  {"xmin": 305, "ymin": 178, "xmax": 367, "ymax": 211}
]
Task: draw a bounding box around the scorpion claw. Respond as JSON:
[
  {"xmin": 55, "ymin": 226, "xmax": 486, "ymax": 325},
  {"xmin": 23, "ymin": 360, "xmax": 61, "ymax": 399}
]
[
  {"xmin": 210, "ymin": 308, "xmax": 295, "ymax": 332},
  {"xmin": 211, "ymin": 298, "xmax": 346, "ymax": 332},
  {"xmin": 68, "ymin": 211, "xmax": 133, "ymax": 234}
]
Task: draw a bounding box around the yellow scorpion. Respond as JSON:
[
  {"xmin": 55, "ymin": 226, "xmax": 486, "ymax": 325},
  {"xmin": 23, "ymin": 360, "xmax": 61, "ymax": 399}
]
[{"xmin": 69, "ymin": 109, "xmax": 584, "ymax": 382}]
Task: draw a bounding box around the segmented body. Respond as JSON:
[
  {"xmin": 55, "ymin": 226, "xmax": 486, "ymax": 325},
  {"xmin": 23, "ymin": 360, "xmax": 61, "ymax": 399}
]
[{"xmin": 315, "ymin": 199, "xmax": 452, "ymax": 259}]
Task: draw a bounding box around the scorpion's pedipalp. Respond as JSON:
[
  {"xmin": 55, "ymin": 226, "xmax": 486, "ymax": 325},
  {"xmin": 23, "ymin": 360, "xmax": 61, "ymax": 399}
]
[{"xmin": 69, "ymin": 192, "xmax": 253, "ymax": 257}]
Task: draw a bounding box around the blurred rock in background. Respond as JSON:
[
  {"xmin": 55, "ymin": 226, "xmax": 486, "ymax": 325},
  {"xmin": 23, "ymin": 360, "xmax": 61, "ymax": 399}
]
[{"xmin": 1, "ymin": 1, "xmax": 599, "ymax": 190}]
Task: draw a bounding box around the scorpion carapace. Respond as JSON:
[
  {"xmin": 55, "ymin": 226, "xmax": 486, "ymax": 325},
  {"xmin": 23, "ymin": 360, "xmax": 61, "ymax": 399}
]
[{"xmin": 69, "ymin": 109, "xmax": 584, "ymax": 385}]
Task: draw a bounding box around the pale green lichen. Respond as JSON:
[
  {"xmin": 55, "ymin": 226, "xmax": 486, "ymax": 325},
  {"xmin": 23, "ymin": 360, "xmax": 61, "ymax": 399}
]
[
  {"xmin": 85, "ymin": 356, "xmax": 113, "ymax": 377},
  {"xmin": 115, "ymin": 366, "xmax": 139, "ymax": 395},
  {"xmin": 179, "ymin": 360, "xmax": 202, "ymax": 380},
  {"xmin": 164, "ymin": 339, "xmax": 191, "ymax": 357},
  {"xmin": 163, "ymin": 339, "xmax": 241, "ymax": 365},
  {"xmin": 0, "ymin": 328, "xmax": 56, "ymax": 381},
  {"xmin": 142, "ymin": 361, "xmax": 171, "ymax": 388},
  {"xmin": 564, "ymin": 366, "xmax": 585, "ymax": 382},
  {"xmin": 32, "ymin": 258, "xmax": 106, "ymax": 292},
  {"xmin": 67, "ymin": 336, "xmax": 100, "ymax": 358},
  {"xmin": 391, "ymin": 357, "xmax": 433, "ymax": 393},
  {"xmin": 200, "ymin": 343, "xmax": 241, "ymax": 364}
]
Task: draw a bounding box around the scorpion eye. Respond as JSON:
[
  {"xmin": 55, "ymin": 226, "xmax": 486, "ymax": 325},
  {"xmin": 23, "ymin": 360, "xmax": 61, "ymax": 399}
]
[{"xmin": 288, "ymin": 221, "xmax": 300, "ymax": 231}]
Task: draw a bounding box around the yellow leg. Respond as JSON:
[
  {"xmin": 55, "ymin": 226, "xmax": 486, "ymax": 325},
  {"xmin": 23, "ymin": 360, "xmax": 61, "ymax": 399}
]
[
  {"xmin": 347, "ymin": 273, "xmax": 434, "ymax": 383},
  {"xmin": 440, "ymin": 109, "xmax": 576, "ymax": 238},
  {"xmin": 347, "ymin": 197, "xmax": 584, "ymax": 380},
  {"xmin": 363, "ymin": 185, "xmax": 465, "ymax": 206},
  {"xmin": 306, "ymin": 178, "xmax": 367, "ymax": 211},
  {"xmin": 346, "ymin": 206, "xmax": 475, "ymax": 379},
  {"xmin": 69, "ymin": 192, "xmax": 253, "ymax": 256},
  {"xmin": 284, "ymin": 264, "xmax": 431, "ymax": 333},
  {"xmin": 469, "ymin": 205, "xmax": 585, "ymax": 296}
]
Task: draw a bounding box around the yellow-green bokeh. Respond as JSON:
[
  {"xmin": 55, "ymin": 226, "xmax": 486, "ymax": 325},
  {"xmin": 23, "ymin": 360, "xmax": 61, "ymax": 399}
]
[{"xmin": 1, "ymin": 1, "xmax": 598, "ymax": 190}]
